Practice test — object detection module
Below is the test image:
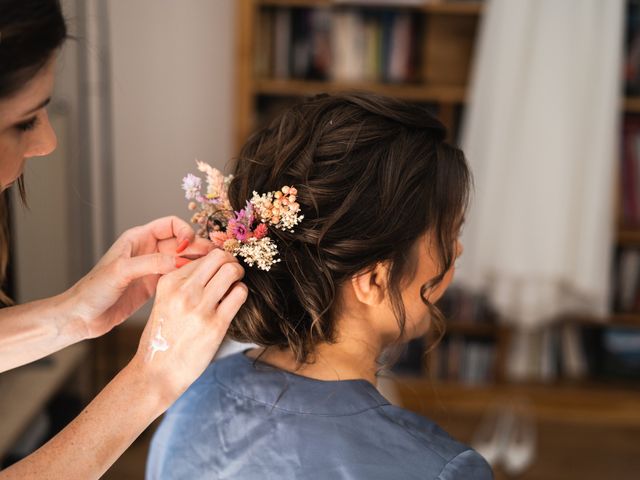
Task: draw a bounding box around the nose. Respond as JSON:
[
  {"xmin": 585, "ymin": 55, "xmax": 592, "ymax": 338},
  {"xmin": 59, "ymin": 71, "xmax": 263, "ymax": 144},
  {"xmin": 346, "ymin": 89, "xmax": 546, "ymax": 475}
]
[{"xmin": 25, "ymin": 110, "xmax": 57, "ymax": 158}]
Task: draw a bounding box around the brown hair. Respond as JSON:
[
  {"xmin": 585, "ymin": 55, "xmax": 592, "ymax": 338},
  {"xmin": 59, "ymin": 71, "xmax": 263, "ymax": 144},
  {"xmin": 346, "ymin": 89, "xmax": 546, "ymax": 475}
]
[
  {"xmin": 0, "ymin": 0, "xmax": 67, "ymax": 304},
  {"xmin": 227, "ymin": 93, "xmax": 471, "ymax": 363}
]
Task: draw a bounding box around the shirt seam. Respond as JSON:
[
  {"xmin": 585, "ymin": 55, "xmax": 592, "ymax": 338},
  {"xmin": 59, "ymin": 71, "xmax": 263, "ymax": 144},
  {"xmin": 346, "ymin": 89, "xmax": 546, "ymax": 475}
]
[
  {"xmin": 435, "ymin": 449, "xmax": 476, "ymax": 480},
  {"xmin": 211, "ymin": 365, "xmax": 389, "ymax": 417}
]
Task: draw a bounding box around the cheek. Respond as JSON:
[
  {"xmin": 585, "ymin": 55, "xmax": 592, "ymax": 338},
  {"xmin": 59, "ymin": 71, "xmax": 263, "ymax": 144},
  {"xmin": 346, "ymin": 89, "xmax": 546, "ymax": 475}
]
[
  {"xmin": 427, "ymin": 265, "xmax": 456, "ymax": 304},
  {"xmin": 397, "ymin": 283, "xmax": 431, "ymax": 340},
  {"xmin": 0, "ymin": 135, "xmax": 26, "ymax": 188},
  {"xmin": 402, "ymin": 266, "xmax": 457, "ymax": 340}
]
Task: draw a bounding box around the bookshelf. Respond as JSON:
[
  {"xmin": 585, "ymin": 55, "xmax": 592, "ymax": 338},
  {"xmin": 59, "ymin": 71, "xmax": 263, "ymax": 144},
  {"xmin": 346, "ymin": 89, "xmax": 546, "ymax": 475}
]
[
  {"xmin": 235, "ymin": 0, "xmax": 482, "ymax": 149},
  {"xmin": 234, "ymin": 0, "xmax": 640, "ymax": 450},
  {"xmin": 253, "ymin": 78, "xmax": 467, "ymax": 102},
  {"xmin": 395, "ymin": 377, "xmax": 640, "ymax": 427}
]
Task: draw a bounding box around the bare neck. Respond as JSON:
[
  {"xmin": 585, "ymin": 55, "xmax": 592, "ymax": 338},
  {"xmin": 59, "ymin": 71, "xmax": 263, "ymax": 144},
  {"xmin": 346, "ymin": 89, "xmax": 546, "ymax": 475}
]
[{"xmin": 247, "ymin": 315, "xmax": 385, "ymax": 385}]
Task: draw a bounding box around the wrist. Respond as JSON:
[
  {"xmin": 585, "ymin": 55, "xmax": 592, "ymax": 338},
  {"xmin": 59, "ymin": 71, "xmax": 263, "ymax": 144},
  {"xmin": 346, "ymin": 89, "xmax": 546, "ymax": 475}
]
[
  {"xmin": 124, "ymin": 352, "xmax": 182, "ymax": 413},
  {"xmin": 57, "ymin": 285, "xmax": 92, "ymax": 343}
]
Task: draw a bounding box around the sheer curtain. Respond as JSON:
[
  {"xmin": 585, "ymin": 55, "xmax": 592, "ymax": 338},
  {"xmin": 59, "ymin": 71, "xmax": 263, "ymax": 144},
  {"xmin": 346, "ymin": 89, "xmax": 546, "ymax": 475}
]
[{"xmin": 455, "ymin": 0, "xmax": 625, "ymax": 378}]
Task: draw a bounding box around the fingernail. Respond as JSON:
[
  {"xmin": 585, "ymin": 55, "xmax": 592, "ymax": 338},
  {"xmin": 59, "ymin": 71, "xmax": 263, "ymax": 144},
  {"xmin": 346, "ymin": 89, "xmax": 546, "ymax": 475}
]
[
  {"xmin": 176, "ymin": 239, "xmax": 190, "ymax": 254},
  {"xmin": 175, "ymin": 256, "xmax": 192, "ymax": 268}
]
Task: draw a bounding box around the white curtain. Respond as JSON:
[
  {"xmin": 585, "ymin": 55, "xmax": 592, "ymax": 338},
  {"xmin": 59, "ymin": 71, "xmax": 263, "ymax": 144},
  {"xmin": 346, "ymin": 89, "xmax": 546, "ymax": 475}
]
[{"xmin": 457, "ymin": 0, "xmax": 625, "ymax": 330}]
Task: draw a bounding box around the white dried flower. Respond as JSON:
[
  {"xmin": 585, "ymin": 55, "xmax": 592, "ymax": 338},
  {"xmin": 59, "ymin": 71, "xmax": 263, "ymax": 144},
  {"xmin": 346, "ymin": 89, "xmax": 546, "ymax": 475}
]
[{"xmin": 236, "ymin": 237, "xmax": 281, "ymax": 271}]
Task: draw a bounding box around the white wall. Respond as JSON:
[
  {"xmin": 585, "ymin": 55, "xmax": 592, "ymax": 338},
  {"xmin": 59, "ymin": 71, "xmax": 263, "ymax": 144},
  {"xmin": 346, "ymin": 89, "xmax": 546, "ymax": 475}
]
[{"xmin": 107, "ymin": 0, "xmax": 235, "ymax": 238}]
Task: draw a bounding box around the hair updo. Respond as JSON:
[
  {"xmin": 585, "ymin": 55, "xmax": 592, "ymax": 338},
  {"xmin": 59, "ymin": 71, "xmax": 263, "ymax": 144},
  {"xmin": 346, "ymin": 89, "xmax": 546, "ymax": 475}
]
[{"xmin": 227, "ymin": 93, "xmax": 471, "ymax": 363}]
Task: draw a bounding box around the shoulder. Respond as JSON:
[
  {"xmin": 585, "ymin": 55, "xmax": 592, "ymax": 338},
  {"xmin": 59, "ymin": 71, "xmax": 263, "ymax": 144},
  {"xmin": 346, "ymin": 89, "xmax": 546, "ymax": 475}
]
[
  {"xmin": 436, "ymin": 449, "xmax": 494, "ymax": 480},
  {"xmin": 161, "ymin": 353, "xmax": 244, "ymax": 416},
  {"xmin": 372, "ymin": 405, "xmax": 494, "ymax": 480}
]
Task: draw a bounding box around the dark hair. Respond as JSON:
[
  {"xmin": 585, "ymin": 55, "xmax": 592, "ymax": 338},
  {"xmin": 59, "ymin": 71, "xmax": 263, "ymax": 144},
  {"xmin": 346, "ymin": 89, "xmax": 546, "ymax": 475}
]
[
  {"xmin": 0, "ymin": 0, "xmax": 67, "ymax": 304},
  {"xmin": 0, "ymin": 0, "xmax": 67, "ymax": 98},
  {"xmin": 228, "ymin": 93, "xmax": 471, "ymax": 363}
]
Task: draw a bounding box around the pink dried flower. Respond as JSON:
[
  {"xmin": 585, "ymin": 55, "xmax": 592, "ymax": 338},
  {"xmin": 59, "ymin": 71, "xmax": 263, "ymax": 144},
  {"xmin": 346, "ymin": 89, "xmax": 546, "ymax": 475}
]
[
  {"xmin": 209, "ymin": 231, "xmax": 227, "ymax": 247},
  {"xmin": 229, "ymin": 219, "xmax": 250, "ymax": 242},
  {"xmin": 253, "ymin": 223, "xmax": 268, "ymax": 239}
]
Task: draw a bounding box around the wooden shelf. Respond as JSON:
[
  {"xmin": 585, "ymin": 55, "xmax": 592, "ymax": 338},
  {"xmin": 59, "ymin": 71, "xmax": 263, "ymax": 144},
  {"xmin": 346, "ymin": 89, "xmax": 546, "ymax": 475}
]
[
  {"xmin": 254, "ymin": 78, "xmax": 468, "ymax": 103},
  {"xmin": 393, "ymin": 377, "xmax": 640, "ymax": 427},
  {"xmin": 608, "ymin": 313, "xmax": 640, "ymax": 327},
  {"xmin": 0, "ymin": 343, "xmax": 87, "ymax": 457},
  {"xmin": 617, "ymin": 228, "xmax": 640, "ymax": 246},
  {"xmin": 256, "ymin": 0, "xmax": 484, "ymax": 15},
  {"xmin": 624, "ymin": 96, "xmax": 640, "ymax": 112}
]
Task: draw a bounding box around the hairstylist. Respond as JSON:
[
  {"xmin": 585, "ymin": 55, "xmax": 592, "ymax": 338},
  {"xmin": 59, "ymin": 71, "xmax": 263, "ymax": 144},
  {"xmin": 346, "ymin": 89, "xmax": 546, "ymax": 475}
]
[{"xmin": 0, "ymin": 1, "xmax": 247, "ymax": 478}]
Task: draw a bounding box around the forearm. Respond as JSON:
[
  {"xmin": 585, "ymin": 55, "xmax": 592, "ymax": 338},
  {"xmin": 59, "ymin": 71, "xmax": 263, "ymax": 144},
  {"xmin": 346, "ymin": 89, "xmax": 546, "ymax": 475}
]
[
  {"xmin": 0, "ymin": 359, "xmax": 169, "ymax": 480},
  {"xmin": 0, "ymin": 293, "xmax": 82, "ymax": 373}
]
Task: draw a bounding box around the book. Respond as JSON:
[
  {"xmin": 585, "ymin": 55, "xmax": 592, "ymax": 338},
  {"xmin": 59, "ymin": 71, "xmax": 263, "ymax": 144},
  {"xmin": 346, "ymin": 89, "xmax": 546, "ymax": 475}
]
[
  {"xmin": 291, "ymin": 9, "xmax": 312, "ymax": 78},
  {"xmin": 309, "ymin": 8, "xmax": 332, "ymax": 80},
  {"xmin": 332, "ymin": 9, "xmax": 366, "ymax": 81},
  {"xmin": 273, "ymin": 8, "xmax": 292, "ymax": 79},
  {"xmin": 388, "ymin": 12, "xmax": 412, "ymax": 83}
]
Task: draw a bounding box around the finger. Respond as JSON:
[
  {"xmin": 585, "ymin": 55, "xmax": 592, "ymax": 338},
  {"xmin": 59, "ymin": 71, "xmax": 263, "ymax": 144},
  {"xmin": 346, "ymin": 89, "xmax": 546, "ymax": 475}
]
[
  {"xmin": 176, "ymin": 239, "xmax": 190, "ymax": 253},
  {"xmin": 132, "ymin": 216, "xmax": 196, "ymax": 246},
  {"xmin": 214, "ymin": 282, "xmax": 248, "ymax": 326},
  {"xmin": 164, "ymin": 251, "xmax": 208, "ymax": 279},
  {"xmin": 175, "ymin": 257, "xmax": 192, "ymax": 268},
  {"xmin": 202, "ymin": 262, "xmax": 245, "ymax": 308},
  {"xmin": 120, "ymin": 253, "xmax": 178, "ymax": 282},
  {"xmin": 164, "ymin": 247, "xmax": 234, "ymax": 281},
  {"xmin": 180, "ymin": 237, "xmax": 216, "ymax": 256},
  {"xmin": 157, "ymin": 236, "xmax": 213, "ymax": 257},
  {"xmin": 184, "ymin": 249, "xmax": 240, "ymax": 288}
]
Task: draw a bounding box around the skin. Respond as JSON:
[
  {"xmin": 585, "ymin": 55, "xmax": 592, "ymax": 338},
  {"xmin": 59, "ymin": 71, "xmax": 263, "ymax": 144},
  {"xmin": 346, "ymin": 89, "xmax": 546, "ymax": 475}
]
[
  {"xmin": 0, "ymin": 57, "xmax": 248, "ymax": 478},
  {"xmin": 0, "ymin": 59, "xmax": 57, "ymax": 188},
  {"xmin": 250, "ymin": 232, "xmax": 463, "ymax": 385}
]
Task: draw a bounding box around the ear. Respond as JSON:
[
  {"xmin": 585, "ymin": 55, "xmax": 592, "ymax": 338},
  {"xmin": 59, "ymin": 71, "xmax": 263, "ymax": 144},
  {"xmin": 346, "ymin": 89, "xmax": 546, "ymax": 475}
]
[{"xmin": 351, "ymin": 262, "xmax": 390, "ymax": 306}]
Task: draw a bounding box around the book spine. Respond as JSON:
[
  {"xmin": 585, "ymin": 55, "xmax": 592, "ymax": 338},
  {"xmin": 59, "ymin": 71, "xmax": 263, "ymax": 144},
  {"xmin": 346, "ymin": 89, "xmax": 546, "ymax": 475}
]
[{"xmin": 273, "ymin": 8, "xmax": 292, "ymax": 79}]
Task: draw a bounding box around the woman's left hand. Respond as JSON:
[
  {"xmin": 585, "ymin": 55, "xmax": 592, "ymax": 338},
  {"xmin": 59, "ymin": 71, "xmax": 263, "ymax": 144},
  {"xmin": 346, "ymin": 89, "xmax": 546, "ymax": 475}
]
[{"xmin": 63, "ymin": 216, "xmax": 213, "ymax": 340}]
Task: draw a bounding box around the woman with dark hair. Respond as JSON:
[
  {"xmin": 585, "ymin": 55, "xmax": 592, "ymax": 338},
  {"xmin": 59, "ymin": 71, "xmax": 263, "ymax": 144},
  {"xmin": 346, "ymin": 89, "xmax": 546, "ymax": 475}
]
[
  {"xmin": 0, "ymin": 1, "xmax": 247, "ymax": 478},
  {"xmin": 147, "ymin": 93, "xmax": 494, "ymax": 479}
]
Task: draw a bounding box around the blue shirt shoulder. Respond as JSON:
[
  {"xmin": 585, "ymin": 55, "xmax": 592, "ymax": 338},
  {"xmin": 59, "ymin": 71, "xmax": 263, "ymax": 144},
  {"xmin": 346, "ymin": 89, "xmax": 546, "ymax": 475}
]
[{"xmin": 147, "ymin": 352, "xmax": 493, "ymax": 480}]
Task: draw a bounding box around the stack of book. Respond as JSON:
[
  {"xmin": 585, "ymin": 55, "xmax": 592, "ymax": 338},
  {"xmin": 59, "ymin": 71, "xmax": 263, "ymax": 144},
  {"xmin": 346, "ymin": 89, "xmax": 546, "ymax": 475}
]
[
  {"xmin": 430, "ymin": 287, "xmax": 500, "ymax": 385},
  {"xmin": 621, "ymin": 116, "xmax": 640, "ymax": 228},
  {"xmin": 255, "ymin": 6, "xmax": 422, "ymax": 84},
  {"xmin": 625, "ymin": 0, "xmax": 640, "ymax": 95},
  {"xmin": 430, "ymin": 335, "xmax": 496, "ymax": 385},
  {"xmin": 612, "ymin": 247, "xmax": 640, "ymax": 314}
]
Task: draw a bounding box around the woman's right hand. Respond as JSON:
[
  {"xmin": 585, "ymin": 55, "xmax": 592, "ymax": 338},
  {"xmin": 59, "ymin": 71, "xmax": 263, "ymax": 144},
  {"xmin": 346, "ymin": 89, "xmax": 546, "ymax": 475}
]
[{"xmin": 129, "ymin": 248, "xmax": 247, "ymax": 404}]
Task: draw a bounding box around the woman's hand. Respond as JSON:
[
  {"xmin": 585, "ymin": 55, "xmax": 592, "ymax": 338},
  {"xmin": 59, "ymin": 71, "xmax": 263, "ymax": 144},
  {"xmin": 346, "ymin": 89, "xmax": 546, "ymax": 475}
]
[
  {"xmin": 64, "ymin": 216, "xmax": 214, "ymax": 340},
  {"xmin": 130, "ymin": 249, "xmax": 247, "ymax": 403}
]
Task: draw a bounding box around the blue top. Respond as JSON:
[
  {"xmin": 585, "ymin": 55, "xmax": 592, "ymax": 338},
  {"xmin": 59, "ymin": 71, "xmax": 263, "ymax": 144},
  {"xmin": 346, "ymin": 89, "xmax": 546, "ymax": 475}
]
[{"xmin": 146, "ymin": 352, "xmax": 493, "ymax": 480}]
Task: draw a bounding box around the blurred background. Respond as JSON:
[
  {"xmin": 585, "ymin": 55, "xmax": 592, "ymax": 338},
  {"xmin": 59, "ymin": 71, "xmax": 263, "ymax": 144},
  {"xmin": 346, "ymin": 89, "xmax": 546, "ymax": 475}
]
[{"xmin": 1, "ymin": 0, "xmax": 639, "ymax": 479}]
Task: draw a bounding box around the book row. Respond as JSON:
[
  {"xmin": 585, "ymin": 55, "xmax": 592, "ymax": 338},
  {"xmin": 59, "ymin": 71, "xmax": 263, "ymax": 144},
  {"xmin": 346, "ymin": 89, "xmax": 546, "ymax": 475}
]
[{"xmin": 255, "ymin": 7, "xmax": 423, "ymax": 84}]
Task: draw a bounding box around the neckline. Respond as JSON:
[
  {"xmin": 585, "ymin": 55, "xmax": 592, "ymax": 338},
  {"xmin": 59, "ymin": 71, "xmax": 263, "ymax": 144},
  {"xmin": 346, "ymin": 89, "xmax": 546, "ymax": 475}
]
[
  {"xmin": 241, "ymin": 349, "xmax": 379, "ymax": 387},
  {"xmin": 213, "ymin": 351, "xmax": 391, "ymax": 416}
]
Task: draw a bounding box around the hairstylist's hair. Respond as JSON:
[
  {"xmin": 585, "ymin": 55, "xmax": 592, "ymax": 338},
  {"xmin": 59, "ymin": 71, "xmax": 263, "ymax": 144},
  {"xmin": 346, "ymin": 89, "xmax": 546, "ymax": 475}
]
[
  {"xmin": 0, "ymin": 0, "xmax": 67, "ymax": 304},
  {"xmin": 0, "ymin": 0, "xmax": 67, "ymax": 98},
  {"xmin": 228, "ymin": 93, "xmax": 471, "ymax": 363}
]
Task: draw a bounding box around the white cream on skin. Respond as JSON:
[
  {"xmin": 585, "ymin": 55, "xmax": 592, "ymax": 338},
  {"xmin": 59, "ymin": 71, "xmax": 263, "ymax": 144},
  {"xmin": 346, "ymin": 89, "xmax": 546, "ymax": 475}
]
[{"xmin": 146, "ymin": 318, "xmax": 170, "ymax": 362}]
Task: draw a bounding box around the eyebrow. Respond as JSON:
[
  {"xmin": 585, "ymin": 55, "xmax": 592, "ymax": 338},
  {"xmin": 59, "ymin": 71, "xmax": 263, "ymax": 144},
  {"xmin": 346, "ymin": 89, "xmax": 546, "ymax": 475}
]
[{"xmin": 22, "ymin": 97, "xmax": 51, "ymax": 117}]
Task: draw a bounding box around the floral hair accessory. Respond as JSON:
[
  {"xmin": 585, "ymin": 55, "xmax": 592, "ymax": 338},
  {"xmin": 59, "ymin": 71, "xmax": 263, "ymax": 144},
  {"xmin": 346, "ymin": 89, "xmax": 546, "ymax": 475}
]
[{"xmin": 181, "ymin": 160, "xmax": 303, "ymax": 271}]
